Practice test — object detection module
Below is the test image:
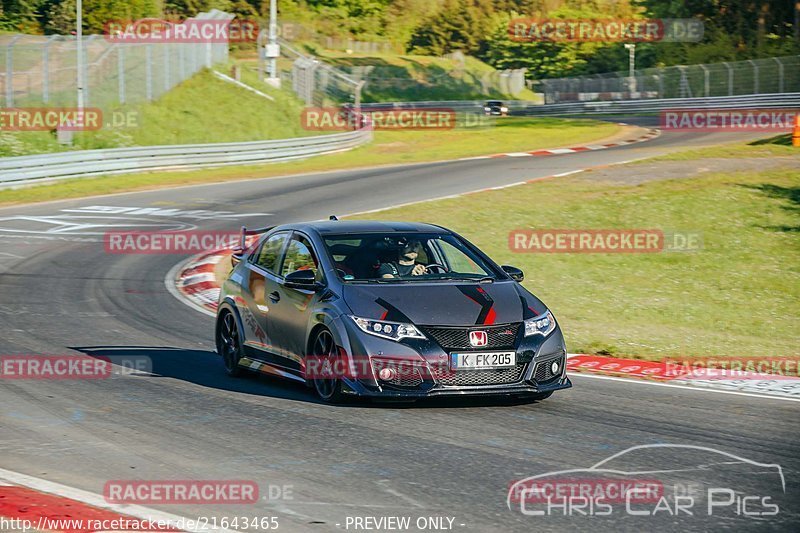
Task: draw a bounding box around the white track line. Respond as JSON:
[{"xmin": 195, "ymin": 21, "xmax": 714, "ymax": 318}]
[{"xmin": 0, "ymin": 467, "xmax": 236, "ymax": 533}]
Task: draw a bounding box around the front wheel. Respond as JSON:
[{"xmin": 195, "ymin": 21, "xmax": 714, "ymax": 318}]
[
  {"xmin": 217, "ymin": 310, "xmax": 244, "ymax": 377},
  {"xmin": 310, "ymin": 328, "xmax": 344, "ymax": 403}
]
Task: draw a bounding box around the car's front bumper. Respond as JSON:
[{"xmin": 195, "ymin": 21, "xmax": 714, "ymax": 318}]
[
  {"xmin": 334, "ymin": 316, "xmax": 572, "ymax": 399},
  {"xmin": 341, "ymin": 374, "xmax": 572, "ymax": 399}
]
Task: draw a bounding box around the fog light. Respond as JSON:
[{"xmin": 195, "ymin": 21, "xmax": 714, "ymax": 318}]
[
  {"xmin": 551, "ymin": 361, "xmax": 560, "ymax": 374},
  {"xmin": 378, "ymin": 367, "xmax": 397, "ymax": 381}
]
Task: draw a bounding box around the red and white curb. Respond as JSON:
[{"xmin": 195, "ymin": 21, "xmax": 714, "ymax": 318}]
[
  {"xmin": 458, "ymin": 126, "xmax": 660, "ymax": 161},
  {"xmin": 567, "ymin": 354, "xmax": 800, "ymax": 401},
  {"xmin": 0, "ymin": 468, "xmax": 232, "ymax": 533},
  {"xmin": 167, "ymin": 249, "xmax": 230, "ymax": 318}
]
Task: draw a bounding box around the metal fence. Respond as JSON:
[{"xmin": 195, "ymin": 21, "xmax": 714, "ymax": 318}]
[
  {"xmin": 517, "ymin": 92, "xmax": 800, "ymax": 116},
  {"xmin": 540, "ymin": 56, "xmax": 800, "ymax": 104},
  {"xmin": 0, "ymin": 9, "xmax": 232, "ymax": 108},
  {"xmin": 274, "ymin": 41, "xmax": 528, "ymax": 106},
  {"xmin": 278, "ymin": 38, "xmax": 363, "ymax": 106}
]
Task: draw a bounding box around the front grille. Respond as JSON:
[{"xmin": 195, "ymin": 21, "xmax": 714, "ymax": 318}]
[
  {"xmin": 430, "ymin": 363, "xmax": 527, "ymax": 387},
  {"xmin": 534, "ymin": 354, "xmax": 564, "ymax": 383},
  {"xmin": 421, "ymin": 323, "xmax": 520, "ymax": 351}
]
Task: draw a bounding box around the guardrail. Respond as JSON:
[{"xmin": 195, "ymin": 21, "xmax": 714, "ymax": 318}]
[
  {"xmin": 0, "ymin": 128, "xmax": 372, "ymax": 189},
  {"xmin": 517, "ymin": 93, "xmax": 800, "ymax": 116},
  {"xmin": 365, "ymin": 93, "xmax": 800, "ymax": 115}
]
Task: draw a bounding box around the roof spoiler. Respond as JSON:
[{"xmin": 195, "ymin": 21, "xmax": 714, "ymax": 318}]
[{"xmin": 231, "ymin": 224, "xmax": 275, "ymax": 267}]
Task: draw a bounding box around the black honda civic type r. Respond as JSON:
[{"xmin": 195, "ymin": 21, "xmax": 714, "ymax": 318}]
[{"xmin": 215, "ymin": 219, "xmax": 571, "ymax": 402}]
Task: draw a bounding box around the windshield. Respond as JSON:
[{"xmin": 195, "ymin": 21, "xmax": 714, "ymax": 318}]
[{"xmin": 323, "ymin": 232, "xmax": 499, "ymax": 282}]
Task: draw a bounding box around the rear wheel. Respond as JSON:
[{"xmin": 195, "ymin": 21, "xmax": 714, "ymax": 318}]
[
  {"xmin": 311, "ymin": 328, "xmax": 344, "ymax": 403},
  {"xmin": 217, "ymin": 311, "xmax": 244, "ymax": 377}
]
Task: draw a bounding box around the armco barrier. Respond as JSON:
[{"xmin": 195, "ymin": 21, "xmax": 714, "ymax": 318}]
[
  {"xmin": 0, "ymin": 127, "xmax": 372, "ymax": 188},
  {"xmin": 364, "ymin": 93, "xmax": 800, "ymax": 115},
  {"xmin": 517, "ymin": 92, "xmax": 800, "ymax": 116}
]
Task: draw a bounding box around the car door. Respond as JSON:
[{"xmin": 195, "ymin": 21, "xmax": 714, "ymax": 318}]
[
  {"xmin": 268, "ymin": 232, "xmax": 325, "ymax": 369},
  {"xmin": 241, "ymin": 231, "xmax": 289, "ymax": 365}
]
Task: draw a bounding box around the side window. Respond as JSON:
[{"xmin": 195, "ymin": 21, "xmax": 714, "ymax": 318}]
[
  {"xmin": 253, "ymin": 232, "xmax": 288, "ymax": 274},
  {"xmin": 281, "ymin": 235, "xmax": 320, "ymax": 279}
]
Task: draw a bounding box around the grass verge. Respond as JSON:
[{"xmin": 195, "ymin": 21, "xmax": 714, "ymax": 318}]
[
  {"xmin": 349, "ymin": 141, "xmax": 800, "ymax": 360},
  {"xmin": 0, "ymin": 117, "xmax": 620, "ymax": 207},
  {"xmin": 0, "ymin": 69, "xmax": 313, "ymax": 157}
]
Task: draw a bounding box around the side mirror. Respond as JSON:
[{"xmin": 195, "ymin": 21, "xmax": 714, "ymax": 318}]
[
  {"xmin": 284, "ymin": 269, "xmax": 319, "ymax": 290},
  {"xmin": 501, "ymin": 265, "xmax": 524, "ymax": 282}
]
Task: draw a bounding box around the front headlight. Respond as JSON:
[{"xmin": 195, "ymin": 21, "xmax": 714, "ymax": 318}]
[
  {"xmin": 350, "ymin": 315, "xmax": 426, "ymax": 341},
  {"xmin": 524, "ymin": 310, "xmax": 556, "ymax": 337},
  {"xmin": 500, "ymin": 106, "xmax": 508, "ymax": 112}
]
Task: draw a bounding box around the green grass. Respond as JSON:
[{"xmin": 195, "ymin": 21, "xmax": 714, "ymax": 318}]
[
  {"xmin": 0, "ymin": 69, "xmax": 314, "ymax": 157},
  {"xmin": 349, "ymin": 147, "xmax": 800, "ymax": 360},
  {"xmin": 311, "ymin": 49, "xmax": 538, "ymax": 102},
  {"xmin": 0, "ymin": 116, "xmax": 619, "ymax": 206},
  {"xmin": 639, "ymin": 134, "xmax": 798, "ymax": 162}
]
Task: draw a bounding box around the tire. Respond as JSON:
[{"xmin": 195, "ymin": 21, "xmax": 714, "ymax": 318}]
[
  {"xmin": 217, "ymin": 310, "xmax": 244, "ymax": 377},
  {"xmin": 310, "ymin": 328, "xmax": 344, "ymax": 403}
]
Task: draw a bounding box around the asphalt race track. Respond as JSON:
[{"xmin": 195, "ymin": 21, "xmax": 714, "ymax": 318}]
[{"xmin": 0, "ymin": 122, "xmax": 797, "ymax": 532}]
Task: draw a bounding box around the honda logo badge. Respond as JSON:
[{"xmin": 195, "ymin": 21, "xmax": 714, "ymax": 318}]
[{"xmin": 469, "ymin": 330, "xmax": 488, "ymax": 347}]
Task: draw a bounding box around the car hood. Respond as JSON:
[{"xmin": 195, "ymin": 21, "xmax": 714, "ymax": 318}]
[{"xmin": 341, "ymin": 281, "xmax": 547, "ymax": 326}]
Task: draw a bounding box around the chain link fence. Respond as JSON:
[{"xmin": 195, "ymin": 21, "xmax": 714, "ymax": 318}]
[
  {"xmin": 539, "ymin": 55, "xmax": 800, "ymax": 104},
  {"xmin": 278, "ymin": 38, "xmax": 362, "ymax": 106},
  {"xmin": 274, "ymin": 41, "xmax": 527, "ymax": 105},
  {"xmin": 0, "ymin": 9, "xmax": 233, "ymax": 109}
]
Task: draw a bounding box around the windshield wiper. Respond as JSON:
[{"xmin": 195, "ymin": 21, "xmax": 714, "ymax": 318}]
[{"xmin": 424, "ymin": 275, "xmax": 495, "ymax": 283}]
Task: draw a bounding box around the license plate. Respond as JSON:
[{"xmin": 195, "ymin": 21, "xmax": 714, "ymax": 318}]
[{"xmin": 450, "ymin": 352, "xmax": 516, "ymax": 370}]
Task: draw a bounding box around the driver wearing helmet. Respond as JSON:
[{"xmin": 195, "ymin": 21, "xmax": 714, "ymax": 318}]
[{"xmin": 379, "ymin": 240, "xmax": 426, "ymax": 278}]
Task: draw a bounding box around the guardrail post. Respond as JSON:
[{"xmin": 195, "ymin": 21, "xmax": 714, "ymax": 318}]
[
  {"xmin": 146, "ymin": 44, "xmax": 153, "ymax": 101},
  {"xmin": 773, "ymin": 57, "xmax": 784, "ymax": 93},
  {"xmin": 118, "ymin": 45, "xmax": 126, "ymax": 104},
  {"xmin": 700, "ymin": 65, "xmax": 709, "ymax": 97},
  {"xmin": 42, "ymin": 36, "xmax": 58, "ymax": 103},
  {"xmin": 5, "ymin": 35, "xmax": 23, "ymax": 107},
  {"xmin": 749, "ymin": 59, "xmax": 758, "ymax": 94},
  {"xmin": 723, "ymin": 62, "xmax": 733, "ymax": 96},
  {"xmin": 164, "ymin": 44, "xmax": 171, "ymax": 91},
  {"xmin": 83, "ymin": 35, "xmax": 97, "ymax": 106}
]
